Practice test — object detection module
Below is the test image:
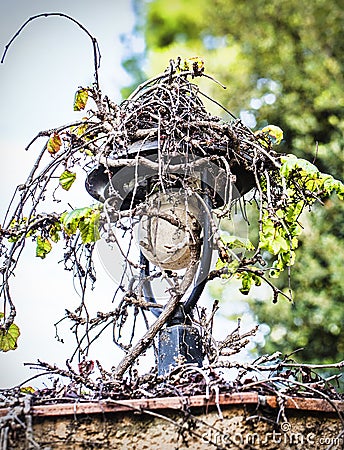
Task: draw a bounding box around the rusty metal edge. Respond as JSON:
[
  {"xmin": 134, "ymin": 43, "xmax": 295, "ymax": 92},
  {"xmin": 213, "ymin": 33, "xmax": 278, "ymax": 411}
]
[{"xmin": 0, "ymin": 393, "xmax": 343, "ymax": 418}]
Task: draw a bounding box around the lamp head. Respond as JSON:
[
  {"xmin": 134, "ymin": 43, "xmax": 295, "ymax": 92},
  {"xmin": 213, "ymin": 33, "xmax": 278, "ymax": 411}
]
[{"xmin": 85, "ymin": 140, "xmax": 255, "ymax": 210}]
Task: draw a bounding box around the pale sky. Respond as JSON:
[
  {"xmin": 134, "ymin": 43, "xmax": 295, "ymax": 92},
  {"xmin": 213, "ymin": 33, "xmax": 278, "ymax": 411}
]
[{"xmin": 0, "ymin": 0, "xmax": 141, "ymax": 388}]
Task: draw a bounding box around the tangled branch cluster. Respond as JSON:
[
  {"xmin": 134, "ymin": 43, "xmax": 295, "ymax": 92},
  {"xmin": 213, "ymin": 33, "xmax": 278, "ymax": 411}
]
[
  {"xmin": 1, "ymin": 15, "xmax": 343, "ymax": 395},
  {"xmin": 0, "ymin": 343, "xmax": 343, "ymax": 450},
  {"xmin": 0, "ymin": 60, "xmax": 342, "ymax": 372}
]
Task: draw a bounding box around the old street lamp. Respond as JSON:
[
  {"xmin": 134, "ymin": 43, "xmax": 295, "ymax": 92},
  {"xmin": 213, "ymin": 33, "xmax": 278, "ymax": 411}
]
[
  {"xmin": 86, "ymin": 139, "xmax": 254, "ymax": 375},
  {"xmin": 85, "ymin": 72, "xmax": 256, "ymax": 375}
]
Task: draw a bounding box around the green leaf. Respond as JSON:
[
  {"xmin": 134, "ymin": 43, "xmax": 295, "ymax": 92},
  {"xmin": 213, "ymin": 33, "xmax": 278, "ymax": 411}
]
[
  {"xmin": 282, "ymin": 155, "xmax": 318, "ymax": 177},
  {"xmin": 252, "ymin": 273, "xmax": 262, "ymax": 286},
  {"xmin": 215, "ymin": 259, "xmax": 227, "ymax": 270},
  {"xmin": 47, "ymin": 133, "xmax": 62, "ymax": 155},
  {"xmin": 78, "ymin": 210, "xmax": 101, "ymax": 243},
  {"xmin": 36, "ymin": 236, "xmax": 52, "ymax": 259},
  {"xmin": 0, "ymin": 313, "xmax": 20, "ymax": 352},
  {"xmin": 336, "ymin": 185, "xmax": 344, "ymax": 201},
  {"xmin": 280, "ymin": 155, "xmax": 344, "ymax": 206},
  {"xmin": 239, "ymin": 272, "xmax": 252, "ymax": 295},
  {"xmin": 59, "ymin": 170, "xmax": 76, "ymax": 191},
  {"xmin": 284, "ymin": 201, "xmax": 303, "ymax": 223},
  {"xmin": 49, "ymin": 222, "xmax": 61, "ymax": 243},
  {"xmin": 215, "ymin": 258, "xmax": 239, "ymax": 278},
  {"xmin": 274, "ymin": 235, "xmax": 290, "ymax": 253},
  {"xmin": 73, "ymin": 88, "xmax": 89, "ymax": 111},
  {"xmin": 269, "ymin": 269, "xmax": 280, "ymax": 279},
  {"xmin": 61, "ymin": 206, "xmax": 101, "ymax": 243},
  {"xmin": 61, "ymin": 206, "xmax": 93, "ymax": 235},
  {"xmin": 323, "ymin": 176, "xmax": 344, "ymax": 200}
]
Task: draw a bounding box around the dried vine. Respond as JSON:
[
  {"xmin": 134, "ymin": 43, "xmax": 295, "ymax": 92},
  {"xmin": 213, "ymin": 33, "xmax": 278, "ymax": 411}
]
[{"xmin": 0, "ymin": 16, "xmax": 343, "ymax": 400}]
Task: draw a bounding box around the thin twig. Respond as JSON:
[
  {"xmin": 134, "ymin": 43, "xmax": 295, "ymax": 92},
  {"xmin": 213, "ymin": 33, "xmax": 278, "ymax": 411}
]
[{"xmin": 1, "ymin": 13, "xmax": 101, "ymax": 88}]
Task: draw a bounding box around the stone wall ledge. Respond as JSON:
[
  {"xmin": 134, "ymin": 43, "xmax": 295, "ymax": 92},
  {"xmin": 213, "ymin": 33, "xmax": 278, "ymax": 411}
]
[{"xmin": 1, "ymin": 392, "xmax": 343, "ymax": 417}]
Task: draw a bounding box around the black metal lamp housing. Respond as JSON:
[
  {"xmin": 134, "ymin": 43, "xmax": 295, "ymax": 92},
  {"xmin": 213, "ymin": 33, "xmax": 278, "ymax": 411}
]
[{"xmin": 86, "ymin": 140, "xmax": 254, "ymax": 209}]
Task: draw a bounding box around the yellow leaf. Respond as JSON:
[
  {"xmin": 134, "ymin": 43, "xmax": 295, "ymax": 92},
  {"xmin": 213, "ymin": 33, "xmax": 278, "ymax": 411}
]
[
  {"xmin": 0, "ymin": 313, "xmax": 20, "ymax": 352},
  {"xmin": 47, "ymin": 133, "xmax": 62, "ymax": 155},
  {"xmin": 36, "ymin": 236, "xmax": 52, "ymax": 258},
  {"xmin": 183, "ymin": 56, "xmax": 205, "ymax": 74},
  {"xmin": 261, "ymin": 125, "xmax": 284, "ymax": 145},
  {"xmin": 20, "ymin": 386, "xmax": 35, "ymax": 394},
  {"xmin": 74, "ymin": 88, "xmax": 89, "ymax": 111}
]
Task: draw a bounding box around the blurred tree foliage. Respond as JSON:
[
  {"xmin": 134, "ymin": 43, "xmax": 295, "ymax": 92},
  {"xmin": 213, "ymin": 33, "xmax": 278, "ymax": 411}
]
[
  {"xmin": 250, "ymin": 201, "xmax": 344, "ymax": 363},
  {"xmin": 129, "ymin": 0, "xmax": 344, "ymax": 364}
]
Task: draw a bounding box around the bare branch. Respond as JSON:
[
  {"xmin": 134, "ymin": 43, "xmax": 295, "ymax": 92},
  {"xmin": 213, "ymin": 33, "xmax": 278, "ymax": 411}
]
[{"xmin": 1, "ymin": 13, "xmax": 101, "ymax": 88}]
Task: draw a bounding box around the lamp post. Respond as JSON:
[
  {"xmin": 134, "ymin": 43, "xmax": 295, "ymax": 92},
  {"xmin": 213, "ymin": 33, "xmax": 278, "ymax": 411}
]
[{"xmin": 86, "ymin": 136, "xmax": 255, "ymax": 375}]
